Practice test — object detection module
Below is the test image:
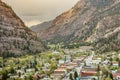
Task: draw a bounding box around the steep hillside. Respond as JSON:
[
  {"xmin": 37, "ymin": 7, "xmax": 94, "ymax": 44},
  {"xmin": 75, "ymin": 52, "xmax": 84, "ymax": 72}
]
[
  {"xmin": 93, "ymin": 15, "xmax": 120, "ymax": 53},
  {"xmin": 39, "ymin": 0, "xmax": 120, "ymax": 52},
  {"xmin": 0, "ymin": 0, "xmax": 45, "ymax": 57},
  {"xmin": 30, "ymin": 20, "xmax": 53, "ymax": 32}
]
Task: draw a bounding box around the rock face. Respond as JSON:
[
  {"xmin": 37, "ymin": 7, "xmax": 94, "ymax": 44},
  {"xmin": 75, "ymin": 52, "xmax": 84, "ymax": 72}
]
[
  {"xmin": 39, "ymin": 0, "xmax": 120, "ymax": 52},
  {"xmin": 30, "ymin": 20, "xmax": 53, "ymax": 33},
  {"xmin": 0, "ymin": 0, "xmax": 45, "ymax": 57},
  {"xmin": 93, "ymin": 15, "xmax": 120, "ymax": 52}
]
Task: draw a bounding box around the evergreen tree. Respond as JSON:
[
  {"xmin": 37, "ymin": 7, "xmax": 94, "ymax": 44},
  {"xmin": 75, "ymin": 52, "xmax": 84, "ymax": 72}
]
[
  {"xmin": 2, "ymin": 70, "xmax": 8, "ymax": 80},
  {"xmin": 18, "ymin": 72, "xmax": 21, "ymax": 77},
  {"xmin": 10, "ymin": 67, "xmax": 15, "ymax": 74},
  {"xmin": 110, "ymin": 73, "xmax": 113, "ymax": 80},
  {"xmin": 29, "ymin": 75, "xmax": 33, "ymax": 80},
  {"xmin": 97, "ymin": 64, "xmax": 100, "ymax": 72},
  {"xmin": 69, "ymin": 73, "xmax": 73, "ymax": 80},
  {"xmin": 34, "ymin": 66, "xmax": 38, "ymax": 72},
  {"xmin": 118, "ymin": 59, "xmax": 120, "ymax": 67},
  {"xmin": 74, "ymin": 71, "xmax": 78, "ymax": 80}
]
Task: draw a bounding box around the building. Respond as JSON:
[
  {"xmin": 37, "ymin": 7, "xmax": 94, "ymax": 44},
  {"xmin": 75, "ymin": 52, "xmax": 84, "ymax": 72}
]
[
  {"xmin": 67, "ymin": 62, "xmax": 78, "ymax": 67},
  {"xmin": 58, "ymin": 60, "xmax": 65, "ymax": 66},
  {"xmin": 112, "ymin": 61, "xmax": 119, "ymax": 68},
  {"xmin": 91, "ymin": 57, "xmax": 101, "ymax": 65},
  {"xmin": 80, "ymin": 67, "xmax": 98, "ymax": 80},
  {"xmin": 112, "ymin": 70, "xmax": 120, "ymax": 80},
  {"xmin": 51, "ymin": 68, "xmax": 67, "ymax": 80},
  {"xmin": 52, "ymin": 51, "xmax": 59, "ymax": 54}
]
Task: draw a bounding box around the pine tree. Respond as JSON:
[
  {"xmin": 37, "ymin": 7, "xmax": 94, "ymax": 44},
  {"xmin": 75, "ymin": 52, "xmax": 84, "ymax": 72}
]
[
  {"xmin": 29, "ymin": 75, "xmax": 33, "ymax": 80},
  {"xmin": 74, "ymin": 71, "xmax": 78, "ymax": 80},
  {"xmin": 69, "ymin": 73, "xmax": 73, "ymax": 80},
  {"xmin": 110, "ymin": 73, "xmax": 113, "ymax": 80},
  {"xmin": 2, "ymin": 70, "xmax": 8, "ymax": 80}
]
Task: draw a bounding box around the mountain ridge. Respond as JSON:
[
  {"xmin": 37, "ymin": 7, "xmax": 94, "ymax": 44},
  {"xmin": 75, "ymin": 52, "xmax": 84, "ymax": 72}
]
[
  {"xmin": 0, "ymin": 0, "xmax": 45, "ymax": 57},
  {"xmin": 37, "ymin": 0, "xmax": 120, "ymax": 52},
  {"xmin": 30, "ymin": 20, "xmax": 53, "ymax": 33}
]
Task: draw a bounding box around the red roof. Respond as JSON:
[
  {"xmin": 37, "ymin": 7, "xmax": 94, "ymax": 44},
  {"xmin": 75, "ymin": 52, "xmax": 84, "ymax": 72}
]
[
  {"xmin": 80, "ymin": 71, "xmax": 97, "ymax": 77},
  {"xmin": 67, "ymin": 63, "xmax": 77, "ymax": 66},
  {"xmin": 59, "ymin": 66, "xmax": 66, "ymax": 69},
  {"xmin": 54, "ymin": 68, "xmax": 66, "ymax": 74},
  {"xmin": 54, "ymin": 71, "xmax": 65, "ymax": 74},
  {"xmin": 112, "ymin": 73, "xmax": 120, "ymax": 78},
  {"xmin": 60, "ymin": 64, "xmax": 66, "ymax": 66}
]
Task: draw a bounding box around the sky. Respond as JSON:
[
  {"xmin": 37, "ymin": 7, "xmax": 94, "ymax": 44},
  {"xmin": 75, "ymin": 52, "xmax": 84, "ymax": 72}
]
[{"xmin": 2, "ymin": 0, "xmax": 79, "ymax": 27}]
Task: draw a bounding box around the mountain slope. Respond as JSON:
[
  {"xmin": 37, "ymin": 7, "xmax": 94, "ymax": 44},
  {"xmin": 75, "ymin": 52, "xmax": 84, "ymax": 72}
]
[
  {"xmin": 0, "ymin": 0, "xmax": 45, "ymax": 57},
  {"xmin": 30, "ymin": 20, "xmax": 53, "ymax": 32},
  {"xmin": 39, "ymin": 0, "xmax": 120, "ymax": 52},
  {"xmin": 93, "ymin": 15, "xmax": 120, "ymax": 53}
]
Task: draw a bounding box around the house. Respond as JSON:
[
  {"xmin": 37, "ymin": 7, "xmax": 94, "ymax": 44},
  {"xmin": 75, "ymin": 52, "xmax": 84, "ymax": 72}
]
[
  {"xmin": 9, "ymin": 75, "xmax": 19, "ymax": 79},
  {"xmin": 0, "ymin": 68, "xmax": 2, "ymax": 71},
  {"xmin": 53, "ymin": 68, "xmax": 67, "ymax": 75},
  {"xmin": 41, "ymin": 77, "xmax": 52, "ymax": 80},
  {"xmin": 67, "ymin": 62, "xmax": 78, "ymax": 67},
  {"xmin": 119, "ymin": 54, "xmax": 120, "ymax": 57},
  {"xmin": 113, "ymin": 73, "xmax": 120, "ymax": 80},
  {"xmin": 58, "ymin": 60, "xmax": 65, "ymax": 66},
  {"xmin": 44, "ymin": 63, "xmax": 50, "ymax": 68},
  {"xmin": 112, "ymin": 61, "xmax": 119, "ymax": 68},
  {"xmin": 64, "ymin": 55, "xmax": 71, "ymax": 63},
  {"xmin": 81, "ymin": 71, "xmax": 97, "ymax": 76},
  {"xmin": 32, "ymin": 72, "xmax": 47, "ymax": 80},
  {"xmin": 75, "ymin": 66, "xmax": 83, "ymax": 75},
  {"xmin": 66, "ymin": 66, "xmax": 74, "ymax": 72},
  {"xmin": 51, "ymin": 68, "xmax": 67, "ymax": 80},
  {"xmin": 80, "ymin": 76, "xmax": 98, "ymax": 80},
  {"xmin": 52, "ymin": 51, "xmax": 59, "ymax": 54},
  {"xmin": 80, "ymin": 67, "xmax": 98, "ymax": 80},
  {"xmin": 102, "ymin": 59, "xmax": 110, "ymax": 65},
  {"xmin": 0, "ymin": 75, "xmax": 2, "ymax": 80},
  {"xmin": 58, "ymin": 65, "xmax": 67, "ymax": 69},
  {"xmin": 26, "ymin": 68, "xmax": 35, "ymax": 73},
  {"xmin": 91, "ymin": 57, "xmax": 101, "ymax": 65},
  {"xmin": 112, "ymin": 70, "xmax": 120, "ymax": 80},
  {"xmin": 16, "ymin": 70, "xmax": 24, "ymax": 74},
  {"xmin": 59, "ymin": 63, "xmax": 74, "ymax": 72},
  {"xmin": 73, "ymin": 58, "xmax": 83, "ymax": 64}
]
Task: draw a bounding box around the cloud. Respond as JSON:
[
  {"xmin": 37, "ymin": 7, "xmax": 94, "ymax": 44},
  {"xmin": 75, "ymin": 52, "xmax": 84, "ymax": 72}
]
[
  {"xmin": 25, "ymin": 20, "xmax": 41, "ymax": 27},
  {"xmin": 2, "ymin": 0, "xmax": 79, "ymax": 27}
]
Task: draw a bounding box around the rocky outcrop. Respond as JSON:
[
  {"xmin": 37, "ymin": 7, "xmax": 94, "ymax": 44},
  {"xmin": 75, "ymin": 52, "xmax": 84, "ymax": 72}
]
[
  {"xmin": 39, "ymin": 0, "xmax": 120, "ymax": 42},
  {"xmin": 38, "ymin": 0, "xmax": 120, "ymax": 52},
  {"xmin": 0, "ymin": 0, "xmax": 45, "ymax": 57},
  {"xmin": 93, "ymin": 15, "xmax": 120, "ymax": 53}
]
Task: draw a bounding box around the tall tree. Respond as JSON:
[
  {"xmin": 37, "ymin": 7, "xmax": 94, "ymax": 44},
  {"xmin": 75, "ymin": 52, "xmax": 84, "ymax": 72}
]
[
  {"xmin": 74, "ymin": 71, "xmax": 79, "ymax": 80},
  {"xmin": 2, "ymin": 70, "xmax": 8, "ymax": 80},
  {"xmin": 110, "ymin": 73, "xmax": 113, "ymax": 80},
  {"xmin": 69, "ymin": 73, "xmax": 73, "ymax": 80}
]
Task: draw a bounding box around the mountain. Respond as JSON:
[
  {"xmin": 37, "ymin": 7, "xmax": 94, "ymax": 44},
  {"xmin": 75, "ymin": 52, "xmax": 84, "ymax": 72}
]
[
  {"xmin": 39, "ymin": 0, "xmax": 120, "ymax": 52},
  {"xmin": 93, "ymin": 15, "xmax": 120, "ymax": 53},
  {"xmin": 0, "ymin": 0, "xmax": 45, "ymax": 57},
  {"xmin": 30, "ymin": 20, "xmax": 53, "ymax": 33}
]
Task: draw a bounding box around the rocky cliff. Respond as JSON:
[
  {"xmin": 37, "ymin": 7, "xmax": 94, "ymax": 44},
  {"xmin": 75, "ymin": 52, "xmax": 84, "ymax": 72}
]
[
  {"xmin": 0, "ymin": 0, "xmax": 45, "ymax": 57},
  {"xmin": 38, "ymin": 0, "xmax": 120, "ymax": 52}
]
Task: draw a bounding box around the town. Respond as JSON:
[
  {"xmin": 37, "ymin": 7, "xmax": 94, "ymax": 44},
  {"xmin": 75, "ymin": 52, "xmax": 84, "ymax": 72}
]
[
  {"xmin": 0, "ymin": 0, "xmax": 120, "ymax": 80},
  {"xmin": 0, "ymin": 45, "xmax": 120, "ymax": 80}
]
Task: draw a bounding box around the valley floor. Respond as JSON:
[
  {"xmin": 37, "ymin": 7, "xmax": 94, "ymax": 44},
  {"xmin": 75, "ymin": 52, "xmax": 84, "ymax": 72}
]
[{"xmin": 0, "ymin": 46, "xmax": 120, "ymax": 80}]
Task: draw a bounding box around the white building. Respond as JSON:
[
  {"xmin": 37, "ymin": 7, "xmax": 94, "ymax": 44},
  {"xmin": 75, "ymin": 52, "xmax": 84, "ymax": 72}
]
[
  {"xmin": 91, "ymin": 58, "xmax": 101, "ymax": 65},
  {"xmin": 112, "ymin": 62, "xmax": 119, "ymax": 68},
  {"xmin": 52, "ymin": 51, "xmax": 59, "ymax": 54},
  {"xmin": 58, "ymin": 60, "xmax": 65, "ymax": 66}
]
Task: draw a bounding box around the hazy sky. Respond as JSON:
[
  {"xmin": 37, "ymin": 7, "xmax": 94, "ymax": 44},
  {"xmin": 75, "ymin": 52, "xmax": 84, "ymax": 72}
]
[{"xmin": 2, "ymin": 0, "xmax": 79, "ymax": 27}]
